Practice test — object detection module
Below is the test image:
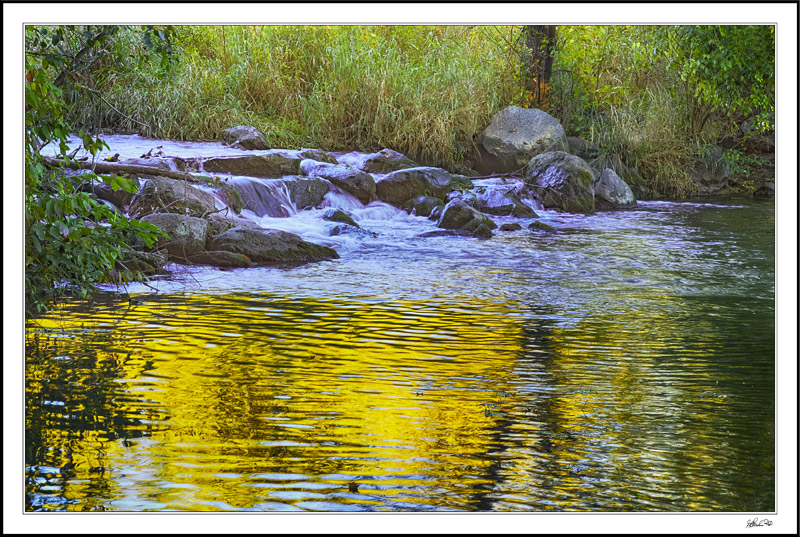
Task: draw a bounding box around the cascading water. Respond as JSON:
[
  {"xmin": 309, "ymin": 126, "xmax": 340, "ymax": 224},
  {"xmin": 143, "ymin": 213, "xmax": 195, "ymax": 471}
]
[
  {"xmin": 230, "ymin": 177, "xmax": 299, "ymax": 218},
  {"xmin": 28, "ymin": 134, "xmax": 775, "ymax": 513}
]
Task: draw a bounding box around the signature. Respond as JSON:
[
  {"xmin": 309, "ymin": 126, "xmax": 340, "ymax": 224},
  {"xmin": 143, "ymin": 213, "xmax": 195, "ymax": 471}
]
[{"xmin": 746, "ymin": 518, "xmax": 773, "ymax": 528}]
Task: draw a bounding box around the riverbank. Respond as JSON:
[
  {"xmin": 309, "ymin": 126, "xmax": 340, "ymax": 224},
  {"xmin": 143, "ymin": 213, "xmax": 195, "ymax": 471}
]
[{"xmin": 41, "ymin": 106, "xmax": 774, "ymax": 284}]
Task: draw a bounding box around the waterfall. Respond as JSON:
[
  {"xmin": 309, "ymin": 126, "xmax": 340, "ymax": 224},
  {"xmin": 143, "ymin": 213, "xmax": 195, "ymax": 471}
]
[{"xmin": 229, "ymin": 177, "xmax": 297, "ymax": 217}]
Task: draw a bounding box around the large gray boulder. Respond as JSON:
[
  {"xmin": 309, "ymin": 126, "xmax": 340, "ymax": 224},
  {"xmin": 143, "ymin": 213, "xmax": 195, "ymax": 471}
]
[
  {"xmin": 129, "ymin": 176, "xmax": 218, "ymax": 218},
  {"xmin": 480, "ymin": 106, "xmax": 569, "ymax": 173},
  {"xmin": 139, "ymin": 213, "xmax": 208, "ymax": 258},
  {"xmin": 222, "ymin": 125, "xmax": 270, "ymax": 150},
  {"xmin": 375, "ymin": 167, "xmax": 454, "ymax": 206},
  {"xmin": 299, "ymin": 159, "xmax": 376, "ymax": 204},
  {"xmin": 362, "ymin": 149, "xmax": 418, "ymax": 174},
  {"xmin": 594, "ymin": 168, "xmax": 637, "ymax": 209},
  {"xmin": 437, "ymin": 199, "xmax": 498, "ymax": 238},
  {"xmin": 207, "ymin": 226, "xmax": 339, "ymax": 264},
  {"xmin": 524, "ymin": 151, "xmax": 595, "ymax": 213},
  {"xmin": 202, "ymin": 150, "xmax": 303, "ymax": 178}
]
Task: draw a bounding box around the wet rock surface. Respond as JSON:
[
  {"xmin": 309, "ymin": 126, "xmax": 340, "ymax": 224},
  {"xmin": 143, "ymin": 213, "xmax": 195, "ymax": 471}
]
[
  {"xmin": 299, "ymin": 159, "xmax": 375, "ymax": 204},
  {"xmin": 525, "ymin": 151, "xmax": 595, "ymax": 213},
  {"xmin": 375, "ymin": 166, "xmax": 455, "ymax": 206},
  {"xmin": 436, "ymin": 199, "xmax": 498, "ymax": 238},
  {"xmin": 207, "ymin": 226, "xmax": 340, "ymax": 264}
]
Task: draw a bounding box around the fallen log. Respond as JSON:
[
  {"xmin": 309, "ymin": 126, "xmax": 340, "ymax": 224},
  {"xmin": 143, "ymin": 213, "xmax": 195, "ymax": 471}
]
[{"xmin": 42, "ymin": 156, "xmax": 202, "ymax": 183}]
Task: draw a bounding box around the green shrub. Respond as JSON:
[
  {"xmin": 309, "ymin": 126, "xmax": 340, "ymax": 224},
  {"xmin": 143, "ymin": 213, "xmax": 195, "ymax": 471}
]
[{"xmin": 25, "ymin": 27, "xmax": 165, "ymax": 315}]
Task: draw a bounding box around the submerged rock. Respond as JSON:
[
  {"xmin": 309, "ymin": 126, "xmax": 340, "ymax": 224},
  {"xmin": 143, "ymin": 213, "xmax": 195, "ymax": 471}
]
[
  {"xmin": 524, "ymin": 151, "xmax": 595, "ymax": 213},
  {"xmin": 528, "ymin": 221, "xmax": 556, "ymax": 232},
  {"xmin": 322, "ymin": 208, "xmax": 359, "ymax": 227},
  {"xmin": 129, "ymin": 176, "xmax": 218, "ymax": 218},
  {"xmin": 499, "ymin": 223, "xmax": 523, "ymax": 231},
  {"xmin": 228, "ymin": 177, "xmax": 295, "ymax": 217},
  {"xmin": 299, "ymin": 159, "xmax": 375, "ymax": 204},
  {"xmin": 207, "ymin": 226, "xmax": 339, "ymax": 264},
  {"xmin": 417, "ymin": 229, "xmax": 472, "ymax": 238},
  {"xmin": 227, "ymin": 176, "xmax": 330, "ymax": 217},
  {"xmin": 362, "ymin": 148, "xmax": 418, "ymax": 174},
  {"xmin": 375, "ymin": 167, "xmax": 454, "ymax": 207},
  {"xmin": 594, "ymin": 168, "xmax": 637, "ymax": 209},
  {"xmin": 139, "ymin": 213, "xmax": 209, "ymax": 258},
  {"xmin": 329, "ymin": 224, "xmax": 377, "ymax": 238},
  {"xmin": 222, "ymin": 125, "xmax": 270, "ymax": 150},
  {"xmin": 480, "ymin": 106, "xmax": 569, "ymax": 173}
]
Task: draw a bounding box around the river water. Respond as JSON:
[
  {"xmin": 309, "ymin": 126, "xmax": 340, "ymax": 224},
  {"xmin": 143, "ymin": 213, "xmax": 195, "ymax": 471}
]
[{"xmin": 25, "ymin": 136, "xmax": 775, "ymax": 512}]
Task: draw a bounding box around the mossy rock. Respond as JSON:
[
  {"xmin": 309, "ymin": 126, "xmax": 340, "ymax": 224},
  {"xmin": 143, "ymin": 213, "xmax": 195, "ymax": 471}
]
[
  {"xmin": 322, "ymin": 208, "xmax": 359, "ymax": 228},
  {"xmin": 528, "ymin": 221, "xmax": 556, "ymax": 232}
]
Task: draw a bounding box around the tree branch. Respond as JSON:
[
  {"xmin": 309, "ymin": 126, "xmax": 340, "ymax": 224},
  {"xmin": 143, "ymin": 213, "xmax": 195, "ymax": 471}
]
[
  {"xmin": 53, "ymin": 30, "xmax": 107, "ymax": 87},
  {"xmin": 42, "ymin": 156, "xmax": 204, "ymax": 183}
]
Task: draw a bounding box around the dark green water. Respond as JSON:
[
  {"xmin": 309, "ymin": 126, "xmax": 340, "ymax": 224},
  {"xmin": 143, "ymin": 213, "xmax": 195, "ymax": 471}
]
[{"xmin": 25, "ymin": 199, "xmax": 775, "ymax": 512}]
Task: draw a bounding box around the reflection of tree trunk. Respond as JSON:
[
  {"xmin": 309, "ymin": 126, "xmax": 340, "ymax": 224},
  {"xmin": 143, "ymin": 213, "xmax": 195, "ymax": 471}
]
[{"xmin": 523, "ymin": 25, "xmax": 557, "ymax": 110}]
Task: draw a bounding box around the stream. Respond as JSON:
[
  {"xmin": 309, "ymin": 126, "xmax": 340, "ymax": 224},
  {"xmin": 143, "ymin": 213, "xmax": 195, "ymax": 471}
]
[{"xmin": 25, "ymin": 135, "xmax": 775, "ymax": 512}]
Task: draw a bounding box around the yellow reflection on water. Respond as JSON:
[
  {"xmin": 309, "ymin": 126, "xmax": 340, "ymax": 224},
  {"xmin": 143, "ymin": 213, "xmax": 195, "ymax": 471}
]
[
  {"xmin": 25, "ymin": 282, "xmax": 774, "ymax": 512},
  {"xmin": 26, "ymin": 293, "xmax": 528, "ymax": 511}
]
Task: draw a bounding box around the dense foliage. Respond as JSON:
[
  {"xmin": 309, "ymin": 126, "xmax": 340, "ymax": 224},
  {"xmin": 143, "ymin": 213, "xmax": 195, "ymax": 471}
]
[
  {"xmin": 25, "ymin": 26, "xmax": 165, "ymax": 315},
  {"xmin": 58, "ymin": 25, "xmax": 522, "ymax": 169},
  {"xmin": 549, "ymin": 25, "xmax": 774, "ymax": 195}
]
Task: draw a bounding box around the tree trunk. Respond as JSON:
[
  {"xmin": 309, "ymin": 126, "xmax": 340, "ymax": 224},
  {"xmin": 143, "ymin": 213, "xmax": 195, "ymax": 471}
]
[
  {"xmin": 43, "ymin": 156, "xmax": 202, "ymax": 183},
  {"xmin": 522, "ymin": 25, "xmax": 557, "ymax": 110}
]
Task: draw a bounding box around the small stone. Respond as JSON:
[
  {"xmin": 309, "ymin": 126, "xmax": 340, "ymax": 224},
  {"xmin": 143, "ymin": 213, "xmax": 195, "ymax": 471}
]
[{"xmin": 528, "ymin": 221, "xmax": 555, "ymax": 232}]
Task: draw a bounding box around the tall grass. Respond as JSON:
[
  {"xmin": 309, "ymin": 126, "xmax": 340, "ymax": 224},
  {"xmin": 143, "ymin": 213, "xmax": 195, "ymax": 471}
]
[
  {"xmin": 549, "ymin": 25, "xmax": 714, "ymax": 196},
  {"xmin": 64, "ymin": 25, "xmax": 519, "ymax": 169},
  {"xmin": 60, "ymin": 24, "xmax": 753, "ymax": 195}
]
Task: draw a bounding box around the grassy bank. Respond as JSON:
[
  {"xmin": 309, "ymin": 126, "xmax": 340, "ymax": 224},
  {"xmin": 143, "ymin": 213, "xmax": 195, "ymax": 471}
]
[
  {"xmin": 64, "ymin": 25, "xmax": 521, "ymax": 170},
  {"xmin": 55, "ymin": 24, "xmax": 774, "ymax": 196}
]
